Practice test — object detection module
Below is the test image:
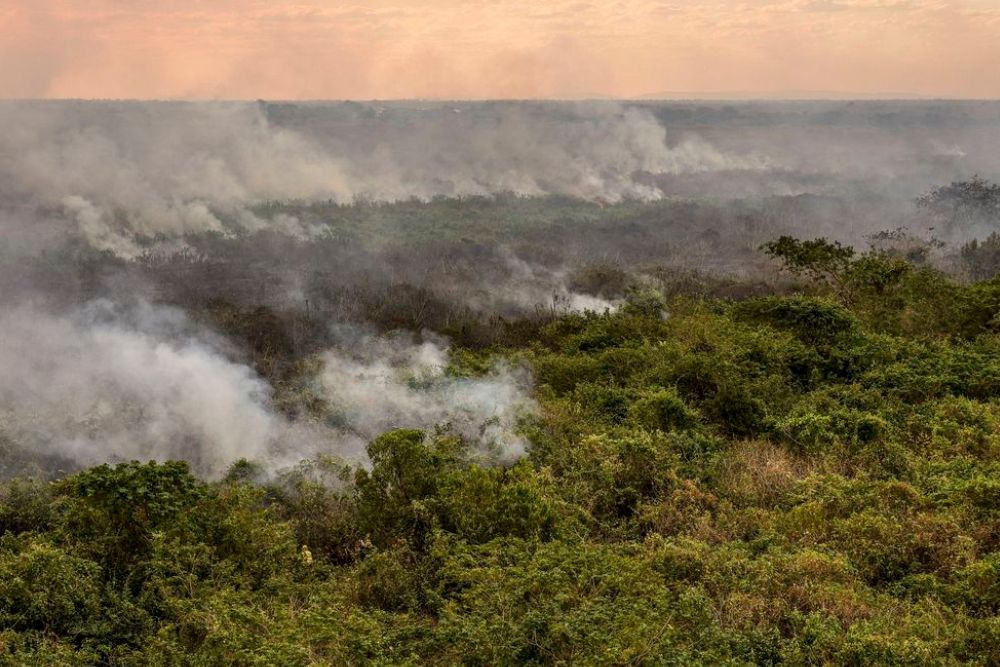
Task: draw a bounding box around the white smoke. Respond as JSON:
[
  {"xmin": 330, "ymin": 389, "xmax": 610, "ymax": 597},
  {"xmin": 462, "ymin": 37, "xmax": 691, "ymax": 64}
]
[
  {"xmin": 664, "ymin": 135, "xmax": 773, "ymax": 173},
  {"xmin": 0, "ymin": 301, "xmax": 537, "ymax": 476},
  {"xmin": 0, "ymin": 100, "xmax": 769, "ymax": 256},
  {"xmin": 485, "ymin": 250, "xmax": 619, "ymax": 314},
  {"xmin": 318, "ymin": 329, "xmax": 536, "ymax": 463},
  {"xmin": 0, "ymin": 301, "xmax": 280, "ymax": 475}
]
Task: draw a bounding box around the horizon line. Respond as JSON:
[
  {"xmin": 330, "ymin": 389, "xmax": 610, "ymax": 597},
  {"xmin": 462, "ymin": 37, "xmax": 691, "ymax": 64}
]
[{"xmin": 3, "ymin": 95, "xmax": 1000, "ymax": 104}]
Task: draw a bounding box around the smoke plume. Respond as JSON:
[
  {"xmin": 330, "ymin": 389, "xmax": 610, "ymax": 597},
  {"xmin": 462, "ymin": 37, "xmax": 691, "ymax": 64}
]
[
  {"xmin": 0, "ymin": 301, "xmax": 537, "ymax": 477},
  {"xmin": 0, "ymin": 301, "xmax": 279, "ymax": 475},
  {"xmin": 0, "ymin": 100, "xmax": 767, "ymax": 256},
  {"xmin": 318, "ymin": 329, "xmax": 536, "ymax": 463}
]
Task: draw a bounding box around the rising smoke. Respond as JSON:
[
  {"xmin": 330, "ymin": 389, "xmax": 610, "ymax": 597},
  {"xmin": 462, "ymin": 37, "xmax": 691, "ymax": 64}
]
[
  {"xmin": 3, "ymin": 100, "xmax": 1000, "ymax": 477},
  {"xmin": 318, "ymin": 328, "xmax": 536, "ymax": 464},
  {"xmin": 0, "ymin": 301, "xmax": 279, "ymax": 475},
  {"xmin": 0, "ymin": 100, "xmax": 768, "ymax": 256},
  {"xmin": 0, "ymin": 301, "xmax": 536, "ymax": 477}
]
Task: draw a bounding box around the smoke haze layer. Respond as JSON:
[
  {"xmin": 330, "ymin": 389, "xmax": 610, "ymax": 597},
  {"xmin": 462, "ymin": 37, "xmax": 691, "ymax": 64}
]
[
  {"xmin": 3, "ymin": 100, "xmax": 1000, "ymax": 258},
  {"xmin": 4, "ymin": 100, "xmax": 1000, "ymax": 476},
  {"xmin": 0, "ymin": 100, "xmax": 774, "ymax": 256}
]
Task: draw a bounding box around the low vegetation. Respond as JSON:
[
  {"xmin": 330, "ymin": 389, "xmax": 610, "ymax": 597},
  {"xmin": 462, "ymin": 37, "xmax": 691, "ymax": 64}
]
[{"xmin": 4, "ymin": 237, "xmax": 1000, "ymax": 664}]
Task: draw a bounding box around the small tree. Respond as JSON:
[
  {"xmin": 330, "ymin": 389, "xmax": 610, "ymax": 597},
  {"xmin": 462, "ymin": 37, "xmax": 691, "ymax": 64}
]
[
  {"xmin": 761, "ymin": 236, "xmax": 855, "ymax": 289},
  {"xmin": 917, "ymin": 176, "xmax": 1000, "ymax": 233},
  {"xmin": 57, "ymin": 461, "xmax": 205, "ymax": 573},
  {"xmin": 961, "ymin": 232, "xmax": 1000, "ymax": 281},
  {"xmin": 354, "ymin": 429, "xmax": 462, "ymax": 549}
]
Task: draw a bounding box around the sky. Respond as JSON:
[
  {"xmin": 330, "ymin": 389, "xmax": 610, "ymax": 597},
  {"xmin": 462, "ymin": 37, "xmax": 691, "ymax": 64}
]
[{"xmin": 2, "ymin": 0, "xmax": 999, "ymax": 100}]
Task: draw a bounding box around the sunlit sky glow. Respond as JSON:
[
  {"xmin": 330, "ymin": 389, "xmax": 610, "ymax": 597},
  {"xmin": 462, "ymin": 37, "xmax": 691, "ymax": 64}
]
[{"xmin": 2, "ymin": 0, "xmax": 999, "ymax": 99}]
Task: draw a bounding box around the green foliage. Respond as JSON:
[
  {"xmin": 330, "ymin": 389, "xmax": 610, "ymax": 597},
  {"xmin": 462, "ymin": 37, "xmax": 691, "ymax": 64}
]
[
  {"xmin": 7, "ymin": 237, "xmax": 1000, "ymax": 663},
  {"xmin": 762, "ymin": 235, "xmax": 855, "ymax": 286},
  {"xmin": 961, "ymin": 232, "xmax": 1000, "ymax": 281},
  {"xmin": 435, "ymin": 463, "xmax": 561, "ymax": 543},
  {"xmin": 629, "ymin": 387, "xmax": 699, "ymax": 431},
  {"xmin": 0, "ymin": 478, "xmax": 55, "ymax": 535},
  {"xmin": 621, "ymin": 286, "xmax": 667, "ymax": 318},
  {"xmin": 57, "ymin": 461, "xmax": 205, "ymax": 573},
  {"xmin": 842, "ymin": 253, "xmax": 912, "ymax": 294},
  {"xmin": 0, "ymin": 541, "xmax": 102, "ymax": 635},
  {"xmin": 354, "ymin": 429, "xmax": 459, "ymax": 549},
  {"xmin": 733, "ymin": 295, "xmax": 857, "ymax": 345}
]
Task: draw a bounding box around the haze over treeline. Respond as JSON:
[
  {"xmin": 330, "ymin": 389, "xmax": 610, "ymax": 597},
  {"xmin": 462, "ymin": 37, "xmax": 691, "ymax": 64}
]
[
  {"xmin": 2, "ymin": 99, "xmax": 1000, "ymax": 477},
  {"xmin": 4, "ymin": 99, "xmax": 1000, "ymax": 265}
]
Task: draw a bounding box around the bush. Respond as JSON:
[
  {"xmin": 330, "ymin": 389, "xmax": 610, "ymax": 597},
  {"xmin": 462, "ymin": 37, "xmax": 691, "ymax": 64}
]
[
  {"xmin": 762, "ymin": 236, "xmax": 855, "ymax": 287},
  {"xmin": 705, "ymin": 383, "xmax": 768, "ymax": 438},
  {"xmin": 0, "ymin": 478, "xmax": 55, "ymax": 536},
  {"xmin": 437, "ymin": 464, "xmax": 561, "ymax": 543},
  {"xmin": 733, "ymin": 296, "xmax": 857, "ymax": 346},
  {"xmin": 629, "ymin": 387, "xmax": 699, "ymax": 432},
  {"xmin": 57, "ymin": 461, "xmax": 205, "ymax": 572},
  {"xmin": 354, "ymin": 430, "xmax": 457, "ymax": 549},
  {"xmin": 0, "ymin": 541, "xmax": 102, "ymax": 635}
]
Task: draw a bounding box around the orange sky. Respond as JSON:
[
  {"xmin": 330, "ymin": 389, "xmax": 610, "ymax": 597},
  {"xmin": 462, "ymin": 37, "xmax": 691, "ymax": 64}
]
[{"xmin": 2, "ymin": 0, "xmax": 999, "ymax": 99}]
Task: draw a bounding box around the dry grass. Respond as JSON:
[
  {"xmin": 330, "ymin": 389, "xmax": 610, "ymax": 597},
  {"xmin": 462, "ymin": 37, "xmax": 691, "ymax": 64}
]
[{"xmin": 716, "ymin": 439, "xmax": 813, "ymax": 508}]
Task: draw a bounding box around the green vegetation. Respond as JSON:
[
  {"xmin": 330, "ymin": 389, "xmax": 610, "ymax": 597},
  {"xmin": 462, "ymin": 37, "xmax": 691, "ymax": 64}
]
[{"xmin": 5, "ymin": 240, "xmax": 1000, "ymax": 664}]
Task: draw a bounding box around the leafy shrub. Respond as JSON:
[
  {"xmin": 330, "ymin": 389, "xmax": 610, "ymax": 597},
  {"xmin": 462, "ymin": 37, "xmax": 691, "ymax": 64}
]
[
  {"xmin": 354, "ymin": 429, "xmax": 458, "ymax": 549},
  {"xmin": 629, "ymin": 387, "xmax": 699, "ymax": 432},
  {"xmin": 437, "ymin": 463, "xmax": 561, "ymax": 543},
  {"xmin": 762, "ymin": 236, "xmax": 855, "ymax": 287},
  {"xmin": 57, "ymin": 461, "xmax": 205, "ymax": 572},
  {"xmin": 0, "ymin": 479, "xmax": 55, "ymax": 536},
  {"xmin": 955, "ymin": 552, "xmax": 1000, "ymax": 614},
  {"xmin": 705, "ymin": 383, "xmax": 768, "ymax": 438},
  {"xmin": 733, "ymin": 295, "xmax": 857, "ymax": 345},
  {"xmin": 621, "ymin": 287, "xmax": 667, "ymax": 318},
  {"xmin": 0, "ymin": 541, "xmax": 102, "ymax": 635}
]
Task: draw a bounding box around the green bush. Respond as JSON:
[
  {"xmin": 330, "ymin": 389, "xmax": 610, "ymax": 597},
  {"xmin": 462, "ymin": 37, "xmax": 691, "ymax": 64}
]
[
  {"xmin": 0, "ymin": 541, "xmax": 102, "ymax": 635},
  {"xmin": 5, "ymin": 236, "xmax": 1000, "ymax": 663},
  {"xmin": 733, "ymin": 295, "xmax": 858, "ymax": 345},
  {"xmin": 629, "ymin": 387, "xmax": 699, "ymax": 432},
  {"xmin": 0, "ymin": 478, "xmax": 55, "ymax": 536}
]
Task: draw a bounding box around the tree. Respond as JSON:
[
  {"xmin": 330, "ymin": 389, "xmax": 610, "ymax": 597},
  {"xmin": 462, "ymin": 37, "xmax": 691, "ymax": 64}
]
[
  {"xmin": 761, "ymin": 235, "xmax": 855, "ymax": 289},
  {"xmin": 917, "ymin": 176, "xmax": 1000, "ymax": 233}
]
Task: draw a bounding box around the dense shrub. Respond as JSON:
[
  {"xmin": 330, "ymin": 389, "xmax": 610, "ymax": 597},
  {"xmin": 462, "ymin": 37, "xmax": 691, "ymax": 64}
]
[
  {"xmin": 733, "ymin": 295, "xmax": 857, "ymax": 345},
  {"xmin": 0, "ymin": 541, "xmax": 102, "ymax": 635},
  {"xmin": 4, "ymin": 237, "xmax": 1000, "ymax": 663}
]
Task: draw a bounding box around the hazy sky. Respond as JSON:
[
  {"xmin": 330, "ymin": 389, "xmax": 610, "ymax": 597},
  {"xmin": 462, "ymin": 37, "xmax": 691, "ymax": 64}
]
[{"xmin": 2, "ymin": 0, "xmax": 999, "ymax": 100}]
